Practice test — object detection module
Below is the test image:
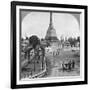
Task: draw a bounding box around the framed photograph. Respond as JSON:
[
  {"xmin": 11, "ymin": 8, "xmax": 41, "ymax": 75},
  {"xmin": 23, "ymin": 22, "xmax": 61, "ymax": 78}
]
[{"xmin": 11, "ymin": 1, "xmax": 88, "ymax": 89}]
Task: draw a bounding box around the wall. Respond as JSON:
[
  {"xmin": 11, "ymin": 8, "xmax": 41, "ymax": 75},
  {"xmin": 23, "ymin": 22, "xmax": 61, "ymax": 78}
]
[{"xmin": 0, "ymin": 0, "xmax": 89, "ymax": 90}]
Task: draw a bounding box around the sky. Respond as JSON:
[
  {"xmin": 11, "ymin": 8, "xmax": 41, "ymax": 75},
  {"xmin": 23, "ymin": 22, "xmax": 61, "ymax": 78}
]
[{"xmin": 21, "ymin": 11, "xmax": 80, "ymax": 40}]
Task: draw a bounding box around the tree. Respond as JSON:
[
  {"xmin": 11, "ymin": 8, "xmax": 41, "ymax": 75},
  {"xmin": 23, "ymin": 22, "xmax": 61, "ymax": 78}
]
[
  {"xmin": 68, "ymin": 37, "xmax": 74, "ymax": 47},
  {"xmin": 77, "ymin": 36, "xmax": 80, "ymax": 42},
  {"xmin": 26, "ymin": 37, "xmax": 28, "ymax": 40},
  {"xmin": 68, "ymin": 37, "xmax": 78, "ymax": 47},
  {"xmin": 29, "ymin": 35, "xmax": 40, "ymax": 48},
  {"xmin": 29, "ymin": 35, "xmax": 40, "ymax": 72}
]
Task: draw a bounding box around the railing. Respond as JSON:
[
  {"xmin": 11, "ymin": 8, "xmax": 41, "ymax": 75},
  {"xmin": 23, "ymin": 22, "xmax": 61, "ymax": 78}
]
[{"xmin": 21, "ymin": 57, "xmax": 47, "ymax": 80}]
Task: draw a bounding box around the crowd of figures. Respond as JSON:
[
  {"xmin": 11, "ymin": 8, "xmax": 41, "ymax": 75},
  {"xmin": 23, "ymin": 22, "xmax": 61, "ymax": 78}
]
[
  {"xmin": 61, "ymin": 60, "xmax": 75, "ymax": 72},
  {"xmin": 45, "ymin": 47, "xmax": 61, "ymax": 56},
  {"xmin": 45, "ymin": 47, "xmax": 76, "ymax": 72}
]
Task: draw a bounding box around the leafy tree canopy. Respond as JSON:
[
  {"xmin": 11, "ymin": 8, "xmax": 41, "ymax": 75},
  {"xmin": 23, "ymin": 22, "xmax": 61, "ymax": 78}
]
[{"xmin": 29, "ymin": 35, "xmax": 40, "ymax": 48}]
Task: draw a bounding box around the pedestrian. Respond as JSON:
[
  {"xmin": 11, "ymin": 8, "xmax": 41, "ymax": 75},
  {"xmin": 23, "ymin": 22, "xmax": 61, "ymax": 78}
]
[
  {"xmin": 68, "ymin": 60, "xmax": 72, "ymax": 71},
  {"xmin": 72, "ymin": 60, "xmax": 75, "ymax": 69}
]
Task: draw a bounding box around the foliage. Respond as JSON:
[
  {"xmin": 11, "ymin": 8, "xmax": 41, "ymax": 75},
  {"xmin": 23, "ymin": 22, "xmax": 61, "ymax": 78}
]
[
  {"xmin": 68, "ymin": 37, "xmax": 80, "ymax": 47},
  {"xmin": 29, "ymin": 35, "xmax": 40, "ymax": 48}
]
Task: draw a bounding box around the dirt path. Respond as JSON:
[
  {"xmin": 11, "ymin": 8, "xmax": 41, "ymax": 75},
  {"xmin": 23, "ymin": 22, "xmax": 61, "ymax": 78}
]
[
  {"xmin": 45, "ymin": 54, "xmax": 80, "ymax": 77},
  {"xmin": 46, "ymin": 55, "xmax": 61, "ymax": 77}
]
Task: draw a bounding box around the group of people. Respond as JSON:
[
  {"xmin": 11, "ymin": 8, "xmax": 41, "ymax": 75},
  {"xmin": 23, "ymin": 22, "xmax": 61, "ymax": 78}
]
[
  {"xmin": 45, "ymin": 47, "xmax": 61, "ymax": 56},
  {"xmin": 62, "ymin": 60, "xmax": 75, "ymax": 72},
  {"xmin": 52, "ymin": 49, "xmax": 60, "ymax": 56}
]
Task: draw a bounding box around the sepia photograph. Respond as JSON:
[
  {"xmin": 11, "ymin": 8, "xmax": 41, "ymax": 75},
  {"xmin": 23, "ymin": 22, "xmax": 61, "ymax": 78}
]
[{"xmin": 11, "ymin": 1, "xmax": 87, "ymax": 89}]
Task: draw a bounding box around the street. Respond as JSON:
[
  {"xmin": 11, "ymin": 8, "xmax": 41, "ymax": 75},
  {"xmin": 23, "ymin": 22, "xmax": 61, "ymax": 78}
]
[{"xmin": 44, "ymin": 50, "xmax": 80, "ymax": 77}]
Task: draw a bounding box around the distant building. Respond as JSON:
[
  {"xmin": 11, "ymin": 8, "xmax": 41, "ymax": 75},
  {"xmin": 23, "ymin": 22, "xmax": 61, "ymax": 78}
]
[{"xmin": 63, "ymin": 40, "xmax": 71, "ymax": 47}]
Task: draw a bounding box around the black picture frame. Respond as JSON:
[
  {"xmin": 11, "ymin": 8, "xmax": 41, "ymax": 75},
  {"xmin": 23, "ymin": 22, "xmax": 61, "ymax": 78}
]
[{"xmin": 11, "ymin": 1, "xmax": 88, "ymax": 89}]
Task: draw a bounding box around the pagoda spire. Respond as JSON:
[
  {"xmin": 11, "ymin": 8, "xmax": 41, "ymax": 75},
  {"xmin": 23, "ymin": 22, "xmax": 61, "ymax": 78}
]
[
  {"xmin": 49, "ymin": 12, "xmax": 53, "ymax": 29},
  {"xmin": 50, "ymin": 12, "xmax": 52, "ymax": 25},
  {"xmin": 45, "ymin": 12, "xmax": 59, "ymax": 42}
]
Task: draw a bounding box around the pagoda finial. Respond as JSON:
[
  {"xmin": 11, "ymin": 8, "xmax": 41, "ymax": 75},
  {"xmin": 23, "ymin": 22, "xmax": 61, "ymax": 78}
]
[{"xmin": 50, "ymin": 12, "xmax": 52, "ymax": 26}]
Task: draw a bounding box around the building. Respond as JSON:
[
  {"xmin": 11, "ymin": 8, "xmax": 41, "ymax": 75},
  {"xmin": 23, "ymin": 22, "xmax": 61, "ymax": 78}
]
[
  {"xmin": 45, "ymin": 12, "xmax": 62, "ymax": 48},
  {"xmin": 63, "ymin": 40, "xmax": 71, "ymax": 47}
]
